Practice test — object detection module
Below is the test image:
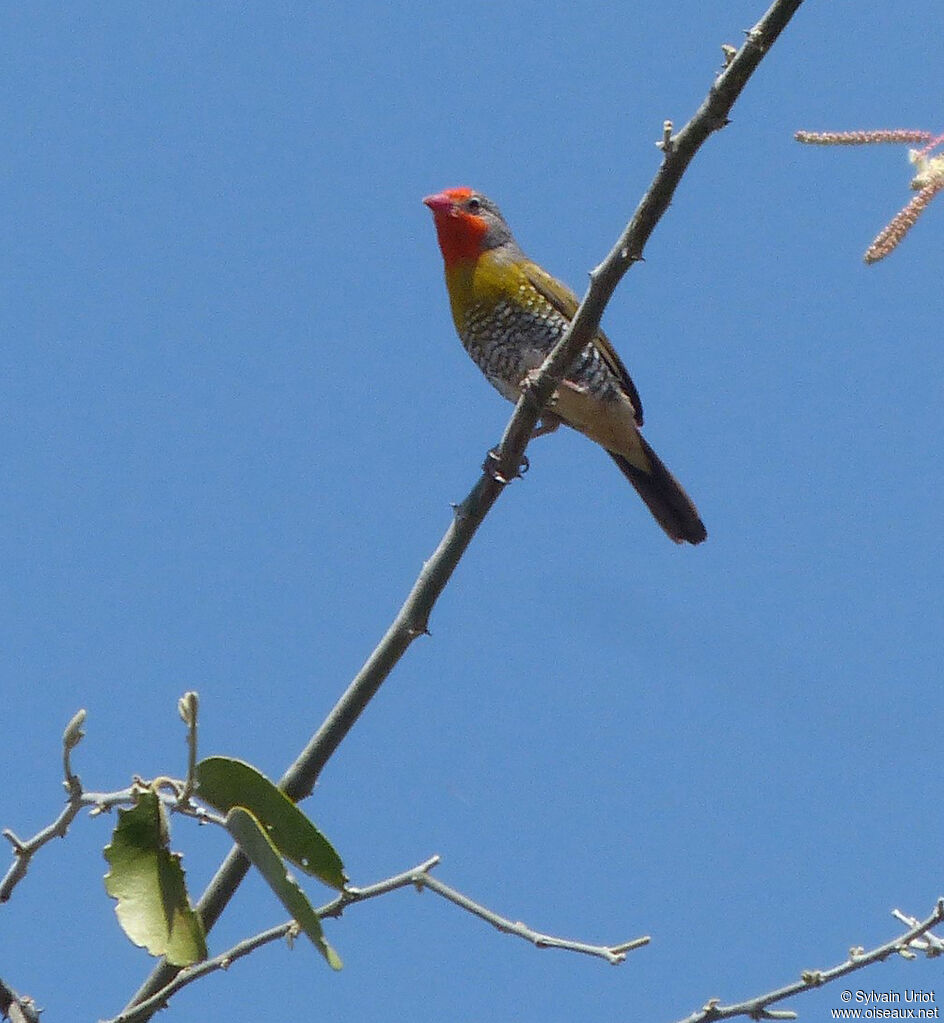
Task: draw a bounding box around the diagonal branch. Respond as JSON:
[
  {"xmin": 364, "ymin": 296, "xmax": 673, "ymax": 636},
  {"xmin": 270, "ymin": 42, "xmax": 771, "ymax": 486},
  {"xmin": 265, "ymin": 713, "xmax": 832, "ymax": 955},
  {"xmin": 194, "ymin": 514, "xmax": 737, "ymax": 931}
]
[
  {"xmin": 0, "ymin": 976, "xmax": 41, "ymax": 1023},
  {"xmin": 109, "ymin": 855, "xmax": 648, "ymax": 1023},
  {"xmin": 108, "ymin": 857, "xmax": 444, "ymax": 1023},
  {"xmin": 494, "ymin": 0, "xmax": 805, "ymax": 483},
  {"xmin": 122, "ymin": 1, "xmax": 805, "ymax": 1015},
  {"xmin": 671, "ymin": 900, "xmax": 944, "ymax": 1023}
]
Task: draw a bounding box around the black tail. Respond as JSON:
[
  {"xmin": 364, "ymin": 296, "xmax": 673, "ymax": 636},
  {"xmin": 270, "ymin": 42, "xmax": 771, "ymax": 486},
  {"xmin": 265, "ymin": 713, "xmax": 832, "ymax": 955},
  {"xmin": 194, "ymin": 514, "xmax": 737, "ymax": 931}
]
[{"xmin": 609, "ymin": 437, "xmax": 707, "ymax": 545}]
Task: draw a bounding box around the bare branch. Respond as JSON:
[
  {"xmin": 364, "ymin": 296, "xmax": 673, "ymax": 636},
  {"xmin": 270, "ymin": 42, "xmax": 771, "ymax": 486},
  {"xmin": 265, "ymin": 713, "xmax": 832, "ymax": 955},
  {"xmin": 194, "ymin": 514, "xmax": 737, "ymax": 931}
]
[
  {"xmin": 415, "ymin": 871, "xmax": 648, "ymax": 964},
  {"xmin": 106, "ymin": 858, "xmax": 450, "ymax": 1023},
  {"xmin": 1, "ymin": 774, "xmax": 225, "ymax": 904},
  {"xmin": 123, "ymin": 2, "xmax": 806, "ymax": 1014},
  {"xmin": 108, "ymin": 854, "xmax": 647, "ymax": 1023},
  {"xmin": 103, "ymin": 920, "xmax": 302, "ymax": 1023},
  {"xmin": 0, "ymin": 709, "xmax": 89, "ymax": 903},
  {"xmin": 0, "ymin": 976, "xmax": 42, "ymax": 1023},
  {"xmin": 61, "ymin": 708, "xmax": 86, "ymax": 793},
  {"xmin": 1, "ymin": 804, "xmax": 80, "ymax": 904},
  {"xmin": 671, "ymin": 900, "xmax": 944, "ymax": 1023},
  {"xmin": 493, "ymin": 0, "xmax": 806, "ymax": 484},
  {"xmin": 176, "ymin": 691, "xmax": 200, "ymax": 804}
]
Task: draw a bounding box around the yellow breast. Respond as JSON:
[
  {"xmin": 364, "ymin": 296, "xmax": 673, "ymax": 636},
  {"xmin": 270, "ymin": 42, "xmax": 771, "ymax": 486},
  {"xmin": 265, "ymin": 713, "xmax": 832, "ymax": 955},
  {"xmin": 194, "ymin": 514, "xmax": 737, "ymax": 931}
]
[{"xmin": 443, "ymin": 251, "xmax": 538, "ymax": 335}]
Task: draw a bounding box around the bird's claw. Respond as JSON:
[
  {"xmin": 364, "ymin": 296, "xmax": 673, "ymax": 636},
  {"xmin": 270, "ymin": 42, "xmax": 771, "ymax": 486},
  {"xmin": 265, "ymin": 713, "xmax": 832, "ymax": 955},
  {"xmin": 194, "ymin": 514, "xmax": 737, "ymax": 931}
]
[{"xmin": 483, "ymin": 447, "xmax": 529, "ymax": 484}]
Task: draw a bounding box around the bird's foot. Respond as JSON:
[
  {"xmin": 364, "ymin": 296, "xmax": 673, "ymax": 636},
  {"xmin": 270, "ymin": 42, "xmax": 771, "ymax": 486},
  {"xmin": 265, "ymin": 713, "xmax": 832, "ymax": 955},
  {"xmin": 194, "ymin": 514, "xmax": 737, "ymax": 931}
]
[{"xmin": 483, "ymin": 447, "xmax": 529, "ymax": 484}]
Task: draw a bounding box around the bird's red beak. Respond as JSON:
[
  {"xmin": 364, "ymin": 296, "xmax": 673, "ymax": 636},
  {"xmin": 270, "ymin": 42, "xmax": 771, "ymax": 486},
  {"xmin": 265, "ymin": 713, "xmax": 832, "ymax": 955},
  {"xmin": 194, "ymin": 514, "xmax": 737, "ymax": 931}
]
[{"xmin": 423, "ymin": 191, "xmax": 455, "ymax": 216}]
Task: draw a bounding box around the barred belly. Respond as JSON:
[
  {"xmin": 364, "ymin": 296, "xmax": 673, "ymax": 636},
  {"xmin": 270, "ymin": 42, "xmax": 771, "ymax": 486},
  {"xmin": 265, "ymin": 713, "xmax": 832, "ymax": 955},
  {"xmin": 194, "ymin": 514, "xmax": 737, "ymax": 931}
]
[{"xmin": 461, "ymin": 299, "xmax": 623, "ymax": 405}]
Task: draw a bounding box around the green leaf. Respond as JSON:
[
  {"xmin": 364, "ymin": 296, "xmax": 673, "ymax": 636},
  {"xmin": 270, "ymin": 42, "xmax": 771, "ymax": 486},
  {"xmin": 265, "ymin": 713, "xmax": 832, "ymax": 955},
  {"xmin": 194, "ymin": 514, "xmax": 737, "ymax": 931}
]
[
  {"xmin": 226, "ymin": 806, "xmax": 342, "ymax": 970},
  {"xmin": 103, "ymin": 790, "xmax": 207, "ymax": 966},
  {"xmin": 195, "ymin": 756, "xmax": 346, "ymax": 890}
]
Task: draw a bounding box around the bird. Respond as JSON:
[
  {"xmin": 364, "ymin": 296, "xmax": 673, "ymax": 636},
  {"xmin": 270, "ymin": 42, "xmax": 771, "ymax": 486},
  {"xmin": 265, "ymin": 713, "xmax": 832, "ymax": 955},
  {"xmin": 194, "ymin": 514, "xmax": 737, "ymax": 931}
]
[{"xmin": 423, "ymin": 186, "xmax": 707, "ymax": 545}]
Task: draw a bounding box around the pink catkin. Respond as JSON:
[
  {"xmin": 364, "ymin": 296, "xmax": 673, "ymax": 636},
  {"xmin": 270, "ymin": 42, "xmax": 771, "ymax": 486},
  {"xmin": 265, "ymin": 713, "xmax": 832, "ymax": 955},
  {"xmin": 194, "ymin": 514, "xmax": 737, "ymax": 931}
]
[
  {"xmin": 916, "ymin": 133, "xmax": 944, "ymax": 157},
  {"xmin": 796, "ymin": 130, "xmax": 934, "ymax": 146},
  {"xmin": 864, "ymin": 180, "xmax": 944, "ymax": 264}
]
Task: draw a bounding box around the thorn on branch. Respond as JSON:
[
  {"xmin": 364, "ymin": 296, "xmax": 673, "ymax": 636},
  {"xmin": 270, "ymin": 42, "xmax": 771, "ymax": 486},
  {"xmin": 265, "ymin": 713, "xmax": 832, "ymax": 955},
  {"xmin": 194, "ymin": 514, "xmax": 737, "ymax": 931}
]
[
  {"xmin": 0, "ymin": 977, "xmax": 42, "ymax": 1023},
  {"xmin": 702, "ymin": 997, "xmax": 723, "ymax": 1018},
  {"xmin": 744, "ymin": 25, "xmax": 769, "ymax": 54},
  {"xmin": 482, "ymin": 447, "xmax": 529, "ymax": 485}
]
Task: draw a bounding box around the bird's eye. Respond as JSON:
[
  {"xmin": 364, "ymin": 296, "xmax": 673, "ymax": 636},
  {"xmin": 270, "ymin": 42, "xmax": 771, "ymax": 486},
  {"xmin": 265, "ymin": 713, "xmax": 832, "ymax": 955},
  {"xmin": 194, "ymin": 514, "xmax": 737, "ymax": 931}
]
[{"xmin": 466, "ymin": 196, "xmax": 481, "ymax": 213}]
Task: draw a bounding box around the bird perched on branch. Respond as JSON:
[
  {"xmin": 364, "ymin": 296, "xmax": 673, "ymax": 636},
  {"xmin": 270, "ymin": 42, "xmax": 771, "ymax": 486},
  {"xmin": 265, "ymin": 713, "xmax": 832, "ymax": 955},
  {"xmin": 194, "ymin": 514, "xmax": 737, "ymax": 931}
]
[{"xmin": 423, "ymin": 186, "xmax": 707, "ymax": 545}]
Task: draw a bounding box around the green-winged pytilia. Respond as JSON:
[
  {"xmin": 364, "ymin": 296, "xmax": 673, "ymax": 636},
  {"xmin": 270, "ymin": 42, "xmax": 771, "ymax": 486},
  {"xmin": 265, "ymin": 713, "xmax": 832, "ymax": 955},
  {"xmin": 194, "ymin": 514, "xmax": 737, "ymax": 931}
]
[{"xmin": 424, "ymin": 186, "xmax": 706, "ymax": 545}]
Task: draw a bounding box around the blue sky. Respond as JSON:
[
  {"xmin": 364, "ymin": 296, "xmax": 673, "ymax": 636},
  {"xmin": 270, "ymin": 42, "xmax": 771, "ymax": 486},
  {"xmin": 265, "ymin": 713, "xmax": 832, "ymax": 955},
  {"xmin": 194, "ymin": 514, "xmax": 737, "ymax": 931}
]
[{"xmin": 2, "ymin": 3, "xmax": 942, "ymax": 1020}]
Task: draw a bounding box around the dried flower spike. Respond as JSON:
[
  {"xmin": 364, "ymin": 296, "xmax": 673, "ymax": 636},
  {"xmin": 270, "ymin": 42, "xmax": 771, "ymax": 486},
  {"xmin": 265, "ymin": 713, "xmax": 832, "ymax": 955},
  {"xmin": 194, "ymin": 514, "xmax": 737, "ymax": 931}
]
[{"xmin": 796, "ymin": 128, "xmax": 943, "ymax": 263}]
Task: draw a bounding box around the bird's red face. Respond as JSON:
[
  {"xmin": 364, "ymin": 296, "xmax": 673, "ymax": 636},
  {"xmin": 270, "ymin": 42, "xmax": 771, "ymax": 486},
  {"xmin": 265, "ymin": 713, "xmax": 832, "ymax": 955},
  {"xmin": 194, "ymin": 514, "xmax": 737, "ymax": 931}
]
[{"xmin": 423, "ymin": 186, "xmax": 490, "ymax": 266}]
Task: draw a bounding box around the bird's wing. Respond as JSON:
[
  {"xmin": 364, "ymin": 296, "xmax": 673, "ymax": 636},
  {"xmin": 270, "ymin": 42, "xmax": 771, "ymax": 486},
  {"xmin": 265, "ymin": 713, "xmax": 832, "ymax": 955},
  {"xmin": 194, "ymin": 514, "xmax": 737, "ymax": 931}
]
[{"xmin": 523, "ymin": 261, "xmax": 644, "ymax": 426}]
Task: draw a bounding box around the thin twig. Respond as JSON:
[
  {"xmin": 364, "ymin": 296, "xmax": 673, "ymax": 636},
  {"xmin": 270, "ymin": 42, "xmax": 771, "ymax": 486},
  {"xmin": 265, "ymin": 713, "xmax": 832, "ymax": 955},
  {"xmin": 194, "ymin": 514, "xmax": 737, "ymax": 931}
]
[
  {"xmin": 493, "ymin": 0, "xmax": 806, "ymax": 482},
  {"xmin": 106, "ymin": 858, "xmax": 444, "ymax": 1023},
  {"xmin": 0, "ymin": 801, "xmax": 83, "ymax": 903},
  {"xmin": 2, "ymin": 696, "xmax": 223, "ymax": 902},
  {"xmin": 0, "ymin": 710, "xmax": 90, "ymax": 903},
  {"xmin": 0, "ymin": 976, "xmax": 42, "ymax": 1023},
  {"xmin": 671, "ymin": 900, "xmax": 944, "ymax": 1023},
  {"xmin": 104, "ymin": 920, "xmax": 301, "ymax": 1023},
  {"xmin": 61, "ymin": 708, "xmax": 86, "ymax": 793},
  {"xmin": 123, "ymin": 2, "xmax": 806, "ymax": 1014},
  {"xmin": 176, "ymin": 692, "xmax": 200, "ymax": 804},
  {"xmin": 0, "ymin": 780, "xmax": 227, "ymax": 903},
  {"xmin": 107, "ymin": 854, "xmax": 648, "ymax": 1023},
  {"xmin": 416, "ymin": 872, "xmax": 648, "ymax": 964}
]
